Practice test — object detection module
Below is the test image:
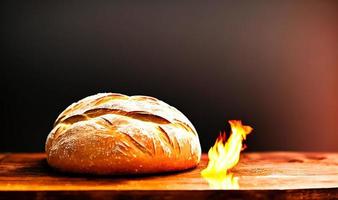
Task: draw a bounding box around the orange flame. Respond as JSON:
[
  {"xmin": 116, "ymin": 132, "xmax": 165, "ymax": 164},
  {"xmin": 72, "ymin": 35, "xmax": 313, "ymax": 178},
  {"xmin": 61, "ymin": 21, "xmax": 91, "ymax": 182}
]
[{"xmin": 201, "ymin": 120, "xmax": 253, "ymax": 189}]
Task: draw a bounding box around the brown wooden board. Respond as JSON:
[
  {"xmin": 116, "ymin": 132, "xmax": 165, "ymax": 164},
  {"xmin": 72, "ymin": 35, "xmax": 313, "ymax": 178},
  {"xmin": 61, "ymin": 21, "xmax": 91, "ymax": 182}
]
[{"xmin": 0, "ymin": 152, "xmax": 337, "ymax": 199}]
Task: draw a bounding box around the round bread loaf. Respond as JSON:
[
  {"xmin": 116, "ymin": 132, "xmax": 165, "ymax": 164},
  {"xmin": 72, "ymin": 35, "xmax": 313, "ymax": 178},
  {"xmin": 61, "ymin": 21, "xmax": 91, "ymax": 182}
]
[{"xmin": 46, "ymin": 93, "xmax": 201, "ymax": 175}]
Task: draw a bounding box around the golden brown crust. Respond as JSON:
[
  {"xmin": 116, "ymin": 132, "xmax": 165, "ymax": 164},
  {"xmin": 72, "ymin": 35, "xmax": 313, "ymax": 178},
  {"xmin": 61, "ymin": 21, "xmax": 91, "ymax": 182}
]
[{"xmin": 46, "ymin": 93, "xmax": 201, "ymax": 175}]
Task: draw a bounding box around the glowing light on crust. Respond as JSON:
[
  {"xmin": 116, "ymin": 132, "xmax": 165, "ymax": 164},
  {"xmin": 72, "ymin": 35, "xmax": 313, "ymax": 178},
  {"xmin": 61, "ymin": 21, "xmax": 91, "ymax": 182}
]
[{"xmin": 201, "ymin": 120, "xmax": 253, "ymax": 189}]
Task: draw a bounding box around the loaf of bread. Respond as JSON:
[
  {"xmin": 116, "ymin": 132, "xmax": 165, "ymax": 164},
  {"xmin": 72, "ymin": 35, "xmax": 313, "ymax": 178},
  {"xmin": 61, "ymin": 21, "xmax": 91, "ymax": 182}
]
[{"xmin": 46, "ymin": 93, "xmax": 201, "ymax": 175}]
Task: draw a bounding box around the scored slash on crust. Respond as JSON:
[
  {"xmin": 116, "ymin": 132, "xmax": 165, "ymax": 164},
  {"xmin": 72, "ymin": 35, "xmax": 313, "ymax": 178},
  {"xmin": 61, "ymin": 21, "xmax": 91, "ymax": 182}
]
[
  {"xmin": 118, "ymin": 130, "xmax": 153, "ymax": 156},
  {"xmin": 157, "ymin": 126, "xmax": 174, "ymax": 149},
  {"xmin": 57, "ymin": 108, "xmax": 172, "ymax": 126}
]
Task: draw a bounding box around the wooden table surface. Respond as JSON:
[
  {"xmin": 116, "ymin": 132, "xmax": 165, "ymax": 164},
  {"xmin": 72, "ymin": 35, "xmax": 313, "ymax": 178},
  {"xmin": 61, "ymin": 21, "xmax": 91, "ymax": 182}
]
[{"xmin": 0, "ymin": 152, "xmax": 337, "ymax": 199}]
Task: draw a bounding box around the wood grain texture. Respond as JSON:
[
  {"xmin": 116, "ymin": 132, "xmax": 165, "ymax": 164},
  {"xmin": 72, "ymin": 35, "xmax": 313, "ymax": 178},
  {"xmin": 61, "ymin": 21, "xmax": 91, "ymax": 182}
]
[{"xmin": 0, "ymin": 152, "xmax": 337, "ymax": 199}]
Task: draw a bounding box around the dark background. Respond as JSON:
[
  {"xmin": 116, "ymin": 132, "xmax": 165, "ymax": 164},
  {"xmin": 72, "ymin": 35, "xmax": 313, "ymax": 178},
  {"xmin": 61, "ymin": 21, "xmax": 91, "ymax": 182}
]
[{"xmin": 1, "ymin": 1, "xmax": 338, "ymax": 152}]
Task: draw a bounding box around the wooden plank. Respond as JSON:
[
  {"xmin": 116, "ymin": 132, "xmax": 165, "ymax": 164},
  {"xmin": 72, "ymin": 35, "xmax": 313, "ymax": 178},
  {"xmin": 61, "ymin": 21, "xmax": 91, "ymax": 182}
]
[
  {"xmin": 0, "ymin": 152, "xmax": 337, "ymax": 199},
  {"xmin": 0, "ymin": 154, "xmax": 9, "ymax": 163},
  {"xmin": 0, "ymin": 189, "xmax": 337, "ymax": 200}
]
